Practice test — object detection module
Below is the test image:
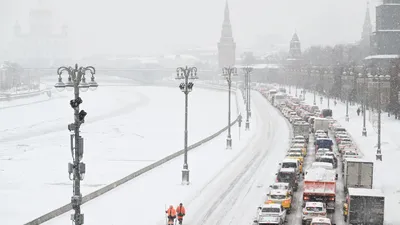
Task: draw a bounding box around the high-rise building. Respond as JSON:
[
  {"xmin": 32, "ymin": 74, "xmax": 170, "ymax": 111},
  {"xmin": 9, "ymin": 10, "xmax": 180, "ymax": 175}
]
[
  {"xmin": 370, "ymin": 0, "xmax": 400, "ymax": 55},
  {"xmin": 9, "ymin": 1, "xmax": 70, "ymax": 67},
  {"xmin": 217, "ymin": 1, "xmax": 236, "ymax": 68}
]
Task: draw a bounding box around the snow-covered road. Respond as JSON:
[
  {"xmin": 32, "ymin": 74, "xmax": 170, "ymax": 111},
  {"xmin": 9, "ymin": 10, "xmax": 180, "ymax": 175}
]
[
  {"xmin": 1, "ymin": 83, "xmax": 237, "ymax": 225},
  {"xmin": 43, "ymin": 90, "xmax": 292, "ymax": 225}
]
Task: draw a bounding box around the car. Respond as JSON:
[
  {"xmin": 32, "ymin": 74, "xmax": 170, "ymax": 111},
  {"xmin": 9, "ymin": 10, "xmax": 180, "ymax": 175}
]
[
  {"xmin": 310, "ymin": 217, "xmax": 333, "ymax": 225},
  {"xmin": 316, "ymin": 155, "xmax": 337, "ymax": 168},
  {"xmin": 257, "ymin": 204, "xmax": 287, "ymax": 222},
  {"xmin": 280, "ymin": 158, "xmax": 301, "ymax": 175},
  {"xmin": 294, "ymin": 135, "xmax": 305, "ymax": 141},
  {"xmin": 253, "ymin": 215, "xmax": 283, "ymax": 225},
  {"xmin": 342, "ymin": 150, "xmax": 359, "ymax": 159},
  {"xmin": 335, "ymin": 134, "xmax": 349, "ymax": 144},
  {"xmin": 315, "ymin": 130, "xmax": 325, "ymax": 136},
  {"xmin": 276, "ymin": 168, "xmax": 298, "ymax": 191},
  {"xmin": 291, "ymin": 143, "xmax": 307, "ymax": 155},
  {"xmin": 316, "ymin": 148, "xmax": 330, "ymax": 159},
  {"xmin": 287, "ymin": 152, "xmax": 304, "ymax": 164},
  {"xmin": 323, "ymin": 152, "xmax": 338, "ymax": 166},
  {"xmin": 265, "ymin": 190, "xmax": 292, "ymax": 213},
  {"xmin": 269, "ymin": 182, "xmax": 293, "ymax": 196},
  {"xmin": 302, "ymin": 202, "xmax": 327, "ymax": 225}
]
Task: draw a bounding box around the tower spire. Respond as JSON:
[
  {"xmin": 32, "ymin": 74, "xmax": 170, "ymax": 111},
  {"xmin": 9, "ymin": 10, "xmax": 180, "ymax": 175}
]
[
  {"xmin": 217, "ymin": 0, "xmax": 236, "ymax": 69},
  {"xmin": 362, "ymin": 1, "xmax": 372, "ymax": 37}
]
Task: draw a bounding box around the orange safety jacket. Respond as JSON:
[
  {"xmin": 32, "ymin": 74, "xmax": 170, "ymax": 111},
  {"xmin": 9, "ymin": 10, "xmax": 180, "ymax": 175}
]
[
  {"xmin": 166, "ymin": 208, "xmax": 176, "ymax": 217},
  {"xmin": 176, "ymin": 205, "xmax": 186, "ymax": 218}
]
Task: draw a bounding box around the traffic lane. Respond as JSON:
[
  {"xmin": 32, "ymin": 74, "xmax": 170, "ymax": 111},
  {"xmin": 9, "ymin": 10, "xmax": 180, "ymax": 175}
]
[
  {"xmin": 183, "ymin": 91, "xmax": 277, "ymax": 225},
  {"xmin": 329, "ymin": 132, "xmax": 346, "ymax": 225},
  {"xmin": 286, "ymin": 134, "xmax": 316, "ymax": 225},
  {"xmin": 212, "ymin": 91, "xmax": 291, "ymax": 225}
]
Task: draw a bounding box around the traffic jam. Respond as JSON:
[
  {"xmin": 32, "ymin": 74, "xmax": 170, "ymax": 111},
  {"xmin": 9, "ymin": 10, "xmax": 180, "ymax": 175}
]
[{"xmin": 251, "ymin": 85, "xmax": 385, "ymax": 225}]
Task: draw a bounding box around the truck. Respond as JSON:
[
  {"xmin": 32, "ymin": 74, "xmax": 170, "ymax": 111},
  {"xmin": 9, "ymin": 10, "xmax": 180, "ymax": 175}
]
[
  {"xmin": 293, "ymin": 121, "xmax": 310, "ymax": 142},
  {"xmin": 343, "ymin": 158, "xmax": 373, "ymax": 193},
  {"xmin": 313, "ymin": 118, "xmax": 330, "ymax": 133},
  {"xmin": 345, "ymin": 188, "xmax": 384, "ymax": 225},
  {"xmin": 303, "ymin": 167, "xmax": 336, "ymax": 212}
]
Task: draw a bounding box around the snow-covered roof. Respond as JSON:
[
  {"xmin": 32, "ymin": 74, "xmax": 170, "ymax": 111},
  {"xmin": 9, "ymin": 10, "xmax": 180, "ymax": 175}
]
[
  {"xmin": 305, "ymin": 167, "xmax": 336, "ymax": 181},
  {"xmin": 279, "ymin": 167, "xmax": 296, "ymax": 173},
  {"xmin": 348, "ymin": 188, "xmax": 384, "ymax": 197},
  {"xmin": 261, "ymin": 203, "xmax": 281, "ymax": 208},
  {"xmin": 163, "ymin": 54, "xmax": 199, "ymax": 61},
  {"xmin": 282, "ymin": 158, "xmax": 299, "ymax": 163},
  {"xmin": 344, "ymin": 158, "xmax": 373, "ymax": 163},
  {"xmin": 310, "ymin": 162, "xmax": 333, "ymax": 170},
  {"xmin": 365, "ymin": 54, "xmax": 400, "ymax": 60}
]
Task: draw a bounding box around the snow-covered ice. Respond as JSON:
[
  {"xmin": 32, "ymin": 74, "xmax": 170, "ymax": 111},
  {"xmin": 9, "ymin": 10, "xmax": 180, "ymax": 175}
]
[
  {"xmin": 296, "ymin": 88, "xmax": 400, "ymax": 224},
  {"xmin": 0, "ymin": 82, "xmax": 238, "ymax": 224},
  {"xmin": 44, "ymin": 90, "xmax": 290, "ymax": 225}
]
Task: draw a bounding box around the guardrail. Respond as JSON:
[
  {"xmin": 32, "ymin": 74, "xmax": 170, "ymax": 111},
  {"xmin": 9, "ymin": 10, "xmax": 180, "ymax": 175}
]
[{"xmin": 25, "ymin": 84, "xmax": 241, "ymax": 225}]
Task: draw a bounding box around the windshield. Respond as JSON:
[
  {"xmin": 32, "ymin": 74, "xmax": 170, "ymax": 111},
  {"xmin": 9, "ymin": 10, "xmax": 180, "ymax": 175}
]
[
  {"xmin": 289, "ymin": 153, "xmax": 301, "ymax": 157},
  {"xmin": 270, "ymin": 195, "xmax": 286, "ymax": 199},
  {"xmin": 262, "ymin": 208, "xmax": 280, "ymax": 213},
  {"xmin": 278, "ymin": 172, "xmax": 294, "ymax": 180},
  {"xmin": 282, "ymin": 162, "xmax": 297, "ymax": 168},
  {"xmin": 306, "ymin": 207, "xmax": 324, "ymax": 212},
  {"xmin": 311, "ymin": 223, "xmax": 330, "ymax": 225},
  {"xmin": 318, "ymin": 158, "xmax": 333, "ymax": 163},
  {"xmin": 272, "ymin": 184, "xmax": 288, "ymax": 190}
]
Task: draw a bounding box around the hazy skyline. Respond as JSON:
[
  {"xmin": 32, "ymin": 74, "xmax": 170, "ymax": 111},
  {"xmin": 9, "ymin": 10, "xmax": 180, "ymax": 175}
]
[{"xmin": 0, "ymin": 0, "xmax": 381, "ymax": 57}]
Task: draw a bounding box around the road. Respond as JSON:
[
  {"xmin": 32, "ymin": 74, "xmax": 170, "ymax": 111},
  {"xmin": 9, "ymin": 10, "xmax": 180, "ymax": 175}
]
[
  {"xmin": 184, "ymin": 91, "xmax": 291, "ymax": 225},
  {"xmin": 285, "ymin": 131, "xmax": 346, "ymax": 225}
]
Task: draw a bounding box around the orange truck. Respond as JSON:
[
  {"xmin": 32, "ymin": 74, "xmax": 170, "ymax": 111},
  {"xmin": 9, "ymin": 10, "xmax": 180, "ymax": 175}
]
[{"xmin": 303, "ymin": 167, "xmax": 336, "ymax": 212}]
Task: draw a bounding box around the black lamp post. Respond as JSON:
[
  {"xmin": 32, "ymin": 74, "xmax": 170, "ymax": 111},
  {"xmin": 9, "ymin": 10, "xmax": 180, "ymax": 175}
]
[{"xmin": 243, "ymin": 66, "xmax": 253, "ymax": 130}]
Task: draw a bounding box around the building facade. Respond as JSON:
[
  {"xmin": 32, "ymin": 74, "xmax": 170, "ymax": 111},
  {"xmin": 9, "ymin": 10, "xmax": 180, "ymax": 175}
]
[
  {"xmin": 286, "ymin": 33, "xmax": 303, "ymax": 69},
  {"xmin": 217, "ymin": 1, "xmax": 236, "ymax": 69},
  {"xmin": 370, "ymin": 0, "xmax": 400, "ymax": 55}
]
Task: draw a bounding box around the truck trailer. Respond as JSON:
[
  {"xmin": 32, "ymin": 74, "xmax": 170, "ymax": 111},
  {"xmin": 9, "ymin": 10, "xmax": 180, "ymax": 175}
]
[
  {"xmin": 345, "ymin": 188, "xmax": 384, "ymax": 225},
  {"xmin": 343, "ymin": 158, "xmax": 373, "ymax": 193}
]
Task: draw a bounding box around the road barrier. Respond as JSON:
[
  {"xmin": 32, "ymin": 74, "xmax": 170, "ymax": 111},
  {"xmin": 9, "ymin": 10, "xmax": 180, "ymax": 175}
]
[{"xmin": 25, "ymin": 84, "xmax": 241, "ymax": 225}]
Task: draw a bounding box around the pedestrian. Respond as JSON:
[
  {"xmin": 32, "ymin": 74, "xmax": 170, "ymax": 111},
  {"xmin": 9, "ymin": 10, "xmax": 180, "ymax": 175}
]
[
  {"xmin": 357, "ymin": 108, "xmax": 361, "ymax": 116},
  {"xmin": 166, "ymin": 205, "xmax": 176, "ymax": 225},
  {"xmin": 176, "ymin": 203, "xmax": 186, "ymax": 225},
  {"xmin": 334, "ymin": 100, "xmax": 337, "ymax": 106}
]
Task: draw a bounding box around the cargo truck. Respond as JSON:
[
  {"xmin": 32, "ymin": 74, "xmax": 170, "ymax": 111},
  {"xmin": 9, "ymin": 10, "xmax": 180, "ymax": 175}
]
[
  {"xmin": 344, "ymin": 188, "xmax": 384, "ymax": 225},
  {"xmin": 303, "ymin": 167, "xmax": 336, "ymax": 212},
  {"xmin": 293, "ymin": 121, "xmax": 310, "ymax": 142},
  {"xmin": 313, "ymin": 118, "xmax": 330, "ymax": 133},
  {"xmin": 343, "ymin": 158, "xmax": 373, "ymax": 193}
]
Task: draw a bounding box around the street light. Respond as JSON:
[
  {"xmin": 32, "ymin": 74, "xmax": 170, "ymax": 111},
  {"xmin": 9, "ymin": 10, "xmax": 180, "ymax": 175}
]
[
  {"xmin": 369, "ymin": 74, "xmax": 391, "ymax": 161},
  {"xmin": 222, "ymin": 66, "xmax": 237, "ymax": 149},
  {"xmin": 55, "ymin": 64, "xmax": 98, "ymax": 225},
  {"xmin": 342, "ymin": 71, "xmax": 351, "ymax": 122},
  {"xmin": 242, "ymin": 66, "xmax": 253, "ymax": 130},
  {"xmin": 358, "ymin": 72, "xmax": 368, "ymax": 136},
  {"xmin": 176, "ymin": 66, "xmax": 198, "ymax": 185}
]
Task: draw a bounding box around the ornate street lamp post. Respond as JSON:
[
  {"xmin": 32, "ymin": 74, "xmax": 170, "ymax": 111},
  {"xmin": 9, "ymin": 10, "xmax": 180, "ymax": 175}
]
[
  {"xmin": 54, "ymin": 64, "xmax": 98, "ymax": 225},
  {"xmin": 176, "ymin": 66, "xmax": 198, "ymax": 185},
  {"xmin": 222, "ymin": 66, "xmax": 237, "ymax": 149}
]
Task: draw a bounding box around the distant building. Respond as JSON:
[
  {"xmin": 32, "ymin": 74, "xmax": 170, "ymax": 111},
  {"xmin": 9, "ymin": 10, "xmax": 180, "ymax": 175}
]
[
  {"xmin": 8, "ymin": 1, "xmax": 70, "ymax": 68},
  {"xmin": 370, "ymin": 0, "xmax": 400, "ymax": 57},
  {"xmin": 286, "ymin": 33, "xmax": 303, "ymax": 69},
  {"xmin": 360, "ymin": 1, "xmax": 372, "ymax": 56},
  {"xmin": 217, "ymin": 1, "xmax": 236, "ymax": 69}
]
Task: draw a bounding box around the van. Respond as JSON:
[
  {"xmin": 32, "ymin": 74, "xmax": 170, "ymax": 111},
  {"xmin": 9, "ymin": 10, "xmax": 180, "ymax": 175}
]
[{"xmin": 280, "ymin": 158, "xmax": 301, "ymax": 175}]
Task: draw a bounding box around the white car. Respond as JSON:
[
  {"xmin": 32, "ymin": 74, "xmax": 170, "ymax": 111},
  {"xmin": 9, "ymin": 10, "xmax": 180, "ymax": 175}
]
[
  {"xmin": 257, "ymin": 204, "xmax": 287, "ymax": 222},
  {"xmin": 302, "ymin": 202, "xmax": 327, "ymax": 224},
  {"xmin": 316, "ymin": 148, "xmax": 330, "ymax": 159},
  {"xmin": 310, "ymin": 217, "xmax": 332, "ymax": 225}
]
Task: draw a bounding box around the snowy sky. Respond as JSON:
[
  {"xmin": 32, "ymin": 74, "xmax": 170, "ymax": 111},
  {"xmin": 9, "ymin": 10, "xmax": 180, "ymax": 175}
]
[{"xmin": 0, "ymin": 0, "xmax": 383, "ymax": 56}]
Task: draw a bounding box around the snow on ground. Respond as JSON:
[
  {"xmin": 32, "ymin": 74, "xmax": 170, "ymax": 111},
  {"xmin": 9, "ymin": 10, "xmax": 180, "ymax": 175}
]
[
  {"xmin": 290, "ymin": 87, "xmax": 400, "ymax": 224},
  {"xmin": 44, "ymin": 90, "xmax": 287, "ymax": 225},
  {"xmin": 0, "ymin": 82, "xmax": 238, "ymax": 225},
  {"xmin": 44, "ymin": 89, "xmax": 254, "ymax": 225}
]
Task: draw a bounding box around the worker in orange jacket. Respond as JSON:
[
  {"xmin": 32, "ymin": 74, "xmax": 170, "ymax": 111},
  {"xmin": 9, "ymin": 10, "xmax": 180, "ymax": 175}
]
[
  {"xmin": 176, "ymin": 203, "xmax": 186, "ymax": 225},
  {"xmin": 165, "ymin": 205, "xmax": 176, "ymax": 225}
]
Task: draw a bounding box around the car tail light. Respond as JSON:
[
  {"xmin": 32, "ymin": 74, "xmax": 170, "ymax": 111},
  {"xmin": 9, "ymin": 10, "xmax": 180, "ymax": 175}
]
[
  {"xmin": 329, "ymin": 197, "xmax": 335, "ymax": 201},
  {"xmin": 303, "ymin": 212, "xmax": 308, "ymax": 215},
  {"xmin": 304, "ymin": 196, "xmax": 310, "ymax": 200}
]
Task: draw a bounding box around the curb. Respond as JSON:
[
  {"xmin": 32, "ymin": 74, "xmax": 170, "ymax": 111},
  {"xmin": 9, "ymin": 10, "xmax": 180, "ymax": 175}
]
[{"xmin": 24, "ymin": 84, "xmax": 240, "ymax": 225}]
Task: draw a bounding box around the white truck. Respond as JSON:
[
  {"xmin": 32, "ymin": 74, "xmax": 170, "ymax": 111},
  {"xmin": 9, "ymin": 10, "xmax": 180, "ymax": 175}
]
[
  {"xmin": 313, "ymin": 118, "xmax": 330, "ymax": 133},
  {"xmin": 343, "ymin": 158, "xmax": 373, "ymax": 193},
  {"xmin": 293, "ymin": 121, "xmax": 310, "ymax": 142}
]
